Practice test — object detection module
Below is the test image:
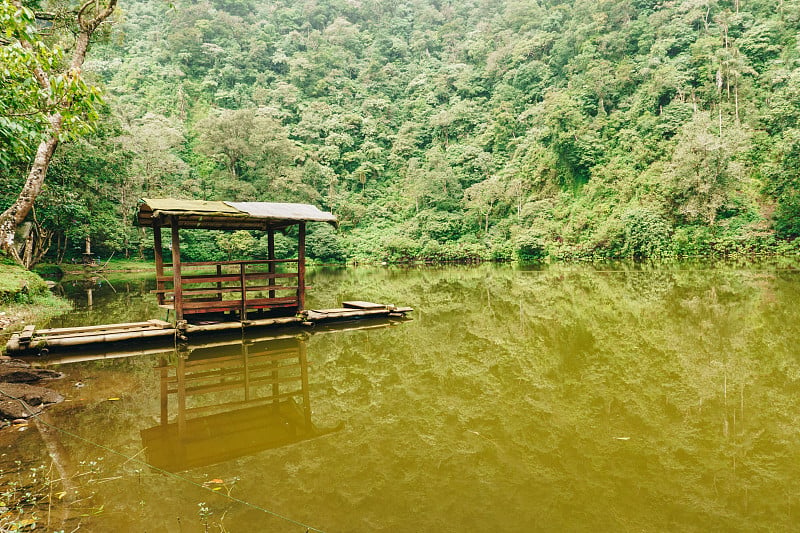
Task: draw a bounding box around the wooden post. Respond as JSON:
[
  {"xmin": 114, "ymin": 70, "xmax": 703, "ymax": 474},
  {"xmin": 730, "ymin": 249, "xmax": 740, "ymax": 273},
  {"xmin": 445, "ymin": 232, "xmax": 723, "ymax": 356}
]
[
  {"xmin": 170, "ymin": 216, "xmax": 183, "ymax": 321},
  {"xmin": 240, "ymin": 262, "xmax": 248, "ymax": 322},
  {"xmin": 297, "ymin": 222, "xmax": 306, "ymax": 312},
  {"xmin": 268, "ymin": 228, "xmax": 276, "ymax": 300},
  {"xmin": 153, "ymin": 219, "xmax": 165, "ymax": 305},
  {"xmin": 82, "ymin": 236, "xmax": 92, "ymax": 264},
  {"xmin": 216, "ymin": 264, "xmax": 223, "ymax": 301}
]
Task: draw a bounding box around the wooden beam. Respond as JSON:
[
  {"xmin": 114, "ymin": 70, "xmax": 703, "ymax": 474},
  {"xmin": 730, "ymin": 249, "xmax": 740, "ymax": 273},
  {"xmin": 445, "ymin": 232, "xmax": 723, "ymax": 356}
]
[
  {"xmin": 171, "ymin": 216, "xmax": 183, "ymax": 321},
  {"xmin": 162, "ymin": 259, "xmax": 298, "ymax": 268},
  {"xmin": 156, "ymin": 272, "xmax": 298, "ymax": 284},
  {"xmin": 297, "ymin": 222, "xmax": 306, "ymax": 312}
]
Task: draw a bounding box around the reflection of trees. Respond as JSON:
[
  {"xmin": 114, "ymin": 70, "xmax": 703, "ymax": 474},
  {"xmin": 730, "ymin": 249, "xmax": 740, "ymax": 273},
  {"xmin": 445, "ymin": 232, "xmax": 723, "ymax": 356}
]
[{"xmin": 305, "ymin": 263, "xmax": 800, "ymax": 530}]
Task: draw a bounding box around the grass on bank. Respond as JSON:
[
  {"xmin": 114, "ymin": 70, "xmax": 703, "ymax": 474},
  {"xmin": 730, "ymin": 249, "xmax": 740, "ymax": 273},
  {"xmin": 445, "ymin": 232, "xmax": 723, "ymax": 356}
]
[{"xmin": 0, "ymin": 261, "xmax": 71, "ymax": 336}]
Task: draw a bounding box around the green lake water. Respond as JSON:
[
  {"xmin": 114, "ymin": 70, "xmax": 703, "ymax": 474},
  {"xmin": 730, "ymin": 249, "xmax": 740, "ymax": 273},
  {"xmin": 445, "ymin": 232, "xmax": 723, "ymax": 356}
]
[{"xmin": 5, "ymin": 261, "xmax": 800, "ymax": 531}]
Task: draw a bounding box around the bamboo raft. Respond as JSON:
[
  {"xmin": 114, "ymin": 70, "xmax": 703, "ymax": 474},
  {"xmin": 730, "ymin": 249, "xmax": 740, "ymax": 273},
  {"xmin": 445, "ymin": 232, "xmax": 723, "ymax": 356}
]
[{"xmin": 5, "ymin": 301, "xmax": 412, "ymax": 356}]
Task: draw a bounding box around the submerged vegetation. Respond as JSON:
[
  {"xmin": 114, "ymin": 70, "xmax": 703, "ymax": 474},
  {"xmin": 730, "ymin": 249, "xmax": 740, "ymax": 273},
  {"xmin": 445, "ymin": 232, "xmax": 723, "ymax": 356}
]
[{"xmin": 2, "ymin": 0, "xmax": 800, "ymax": 265}]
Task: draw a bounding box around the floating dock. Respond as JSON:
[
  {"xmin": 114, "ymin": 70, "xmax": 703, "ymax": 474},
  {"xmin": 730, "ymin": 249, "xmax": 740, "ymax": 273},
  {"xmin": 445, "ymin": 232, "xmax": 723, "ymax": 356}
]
[{"xmin": 5, "ymin": 301, "xmax": 412, "ymax": 356}]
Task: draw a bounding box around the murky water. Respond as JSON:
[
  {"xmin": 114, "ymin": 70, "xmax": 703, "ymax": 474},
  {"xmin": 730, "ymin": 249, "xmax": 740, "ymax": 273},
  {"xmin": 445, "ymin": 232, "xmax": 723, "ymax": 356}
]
[{"xmin": 6, "ymin": 261, "xmax": 800, "ymax": 531}]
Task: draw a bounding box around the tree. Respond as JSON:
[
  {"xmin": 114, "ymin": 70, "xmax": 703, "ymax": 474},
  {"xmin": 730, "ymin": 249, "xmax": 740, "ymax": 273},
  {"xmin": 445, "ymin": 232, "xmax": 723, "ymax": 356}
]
[
  {"xmin": 195, "ymin": 107, "xmax": 301, "ymax": 183},
  {"xmin": 465, "ymin": 175, "xmax": 504, "ymax": 234},
  {"xmin": 0, "ymin": 0, "xmax": 117, "ymax": 267}
]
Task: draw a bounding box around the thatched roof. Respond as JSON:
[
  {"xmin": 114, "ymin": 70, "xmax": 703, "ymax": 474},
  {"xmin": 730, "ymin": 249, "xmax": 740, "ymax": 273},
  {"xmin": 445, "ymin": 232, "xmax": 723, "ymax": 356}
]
[{"xmin": 135, "ymin": 198, "xmax": 338, "ymax": 230}]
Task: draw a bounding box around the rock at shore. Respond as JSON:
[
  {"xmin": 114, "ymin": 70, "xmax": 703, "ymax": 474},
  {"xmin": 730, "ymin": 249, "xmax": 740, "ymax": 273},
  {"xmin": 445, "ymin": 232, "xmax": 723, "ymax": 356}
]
[
  {"xmin": 0, "ymin": 359, "xmax": 65, "ymax": 422},
  {"xmin": 0, "ymin": 383, "xmax": 63, "ymax": 419}
]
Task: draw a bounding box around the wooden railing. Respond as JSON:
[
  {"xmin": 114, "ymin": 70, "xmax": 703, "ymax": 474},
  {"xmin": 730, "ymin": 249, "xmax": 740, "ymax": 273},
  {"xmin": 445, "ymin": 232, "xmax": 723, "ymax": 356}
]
[{"xmin": 153, "ymin": 259, "xmax": 303, "ymax": 318}]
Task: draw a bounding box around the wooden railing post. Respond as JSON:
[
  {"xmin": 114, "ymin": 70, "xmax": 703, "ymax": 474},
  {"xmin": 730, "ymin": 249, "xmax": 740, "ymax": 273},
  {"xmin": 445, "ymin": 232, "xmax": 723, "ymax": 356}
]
[
  {"xmin": 170, "ymin": 216, "xmax": 183, "ymax": 321},
  {"xmin": 268, "ymin": 229, "xmax": 276, "ymax": 300},
  {"xmin": 240, "ymin": 261, "xmax": 248, "ymax": 322},
  {"xmin": 153, "ymin": 218, "xmax": 165, "ymax": 306},
  {"xmin": 297, "ymin": 222, "xmax": 306, "ymax": 312},
  {"xmin": 216, "ymin": 264, "xmax": 223, "ymax": 301}
]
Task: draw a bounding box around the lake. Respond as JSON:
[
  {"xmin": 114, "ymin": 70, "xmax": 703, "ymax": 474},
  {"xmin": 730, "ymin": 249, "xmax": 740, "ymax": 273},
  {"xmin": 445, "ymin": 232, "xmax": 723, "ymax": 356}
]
[{"xmin": 5, "ymin": 261, "xmax": 800, "ymax": 531}]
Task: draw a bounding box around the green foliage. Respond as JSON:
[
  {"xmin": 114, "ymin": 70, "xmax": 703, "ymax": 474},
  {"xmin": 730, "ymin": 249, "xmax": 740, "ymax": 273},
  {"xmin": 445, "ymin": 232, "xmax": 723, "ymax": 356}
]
[
  {"xmin": 12, "ymin": 0, "xmax": 800, "ymax": 263},
  {"xmin": 255, "ymin": 232, "xmax": 296, "ymax": 259},
  {"xmin": 620, "ymin": 208, "xmax": 672, "ymax": 258},
  {"xmin": 774, "ymin": 195, "xmax": 800, "ymax": 240},
  {"xmin": 178, "ymin": 230, "xmax": 225, "ymax": 262},
  {"xmin": 215, "ymin": 230, "xmax": 257, "ymax": 260},
  {"xmin": 306, "ymin": 225, "xmax": 345, "ymax": 263},
  {"xmin": 381, "ymin": 235, "xmax": 420, "ymax": 262},
  {"xmin": 515, "ymin": 229, "xmax": 549, "ymax": 263},
  {"xmin": 0, "ymin": 0, "xmax": 105, "ymax": 167}
]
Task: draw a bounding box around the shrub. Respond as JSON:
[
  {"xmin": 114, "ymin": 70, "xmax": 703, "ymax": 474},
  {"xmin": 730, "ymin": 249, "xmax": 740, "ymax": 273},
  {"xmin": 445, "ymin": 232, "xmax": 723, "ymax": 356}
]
[
  {"xmin": 515, "ymin": 229, "xmax": 549, "ymax": 262},
  {"xmin": 178, "ymin": 230, "xmax": 225, "ymax": 262},
  {"xmin": 620, "ymin": 208, "xmax": 672, "ymax": 258},
  {"xmin": 671, "ymin": 225, "xmax": 714, "ymax": 257}
]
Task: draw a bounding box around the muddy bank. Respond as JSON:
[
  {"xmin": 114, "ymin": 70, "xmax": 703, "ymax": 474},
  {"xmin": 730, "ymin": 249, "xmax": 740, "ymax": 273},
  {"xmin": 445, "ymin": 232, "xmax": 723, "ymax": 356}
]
[{"xmin": 0, "ymin": 358, "xmax": 64, "ymax": 425}]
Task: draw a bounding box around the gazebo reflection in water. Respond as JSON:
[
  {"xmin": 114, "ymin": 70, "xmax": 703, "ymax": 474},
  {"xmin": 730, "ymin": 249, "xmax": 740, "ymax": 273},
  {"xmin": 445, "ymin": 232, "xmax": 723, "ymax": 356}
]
[{"xmin": 140, "ymin": 334, "xmax": 342, "ymax": 472}]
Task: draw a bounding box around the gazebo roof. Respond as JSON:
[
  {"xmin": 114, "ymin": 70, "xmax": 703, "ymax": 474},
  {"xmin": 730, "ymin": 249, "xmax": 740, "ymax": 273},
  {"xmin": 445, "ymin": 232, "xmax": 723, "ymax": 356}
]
[{"xmin": 135, "ymin": 198, "xmax": 338, "ymax": 230}]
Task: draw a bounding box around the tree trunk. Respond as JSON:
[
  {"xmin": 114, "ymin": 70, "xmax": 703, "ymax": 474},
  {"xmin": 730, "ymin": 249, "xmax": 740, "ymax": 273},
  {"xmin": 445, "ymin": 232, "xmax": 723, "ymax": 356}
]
[
  {"xmin": 0, "ymin": 0, "xmax": 117, "ymax": 267},
  {"xmin": 0, "ymin": 124, "xmax": 62, "ymax": 262}
]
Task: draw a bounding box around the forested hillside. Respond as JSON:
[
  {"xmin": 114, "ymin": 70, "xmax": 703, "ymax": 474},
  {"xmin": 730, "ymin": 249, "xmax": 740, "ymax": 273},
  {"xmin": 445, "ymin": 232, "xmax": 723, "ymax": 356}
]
[{"xmin": 3, "ymin": 0, "xmax": 800, "ymax": 263}]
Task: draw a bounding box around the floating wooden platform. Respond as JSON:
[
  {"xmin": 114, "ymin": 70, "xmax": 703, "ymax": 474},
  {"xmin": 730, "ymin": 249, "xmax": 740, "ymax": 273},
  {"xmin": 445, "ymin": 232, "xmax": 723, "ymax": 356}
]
[{"xmin": 5, "ymin": 302, "xmax": 412, "ymax": 356}]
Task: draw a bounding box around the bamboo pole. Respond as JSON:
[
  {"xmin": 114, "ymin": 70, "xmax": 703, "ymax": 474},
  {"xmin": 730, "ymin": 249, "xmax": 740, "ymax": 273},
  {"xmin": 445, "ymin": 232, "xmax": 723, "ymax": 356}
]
[
  {"xmin": 184, "ymin": 316, "xmax": 302, "ymax": 333},
  {"xmin": 34, "ymin": 320, "xmax": 170, "ymax": 336},
  {"xmin": 243, "ymin": 341, "xmax": 250, "ymax": 402},
  {"xmin": 305, "ymin": 306, "xmax": 413, "ymax": 322}
]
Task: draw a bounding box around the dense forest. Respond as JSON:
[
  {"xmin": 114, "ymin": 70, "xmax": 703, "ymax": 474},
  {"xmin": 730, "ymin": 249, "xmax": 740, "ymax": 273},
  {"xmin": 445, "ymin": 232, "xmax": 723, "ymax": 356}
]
[{"xmin": 2, "ymin": 0, "xmax": 800, "ymax": 264}]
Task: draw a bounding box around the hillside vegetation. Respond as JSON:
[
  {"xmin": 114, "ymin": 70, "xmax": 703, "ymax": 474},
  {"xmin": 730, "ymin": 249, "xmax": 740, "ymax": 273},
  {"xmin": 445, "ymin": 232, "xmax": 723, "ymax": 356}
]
[{"xmin": 3, "ymin": 0, "xmax": 800, "ymax": 263}]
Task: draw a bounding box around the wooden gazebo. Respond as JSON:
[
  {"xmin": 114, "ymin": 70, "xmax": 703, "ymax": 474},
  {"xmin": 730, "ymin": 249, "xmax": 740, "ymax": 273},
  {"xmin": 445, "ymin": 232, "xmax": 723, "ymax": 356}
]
[
  {"xmin": 135, "ymin": 198, "xmax": 337, "ymax": 323},
  {"xmin": 5, "ymin": 200, "xmax": 412, "ymax": 355}
]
